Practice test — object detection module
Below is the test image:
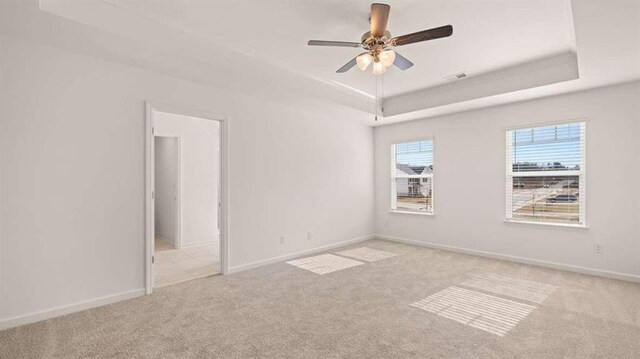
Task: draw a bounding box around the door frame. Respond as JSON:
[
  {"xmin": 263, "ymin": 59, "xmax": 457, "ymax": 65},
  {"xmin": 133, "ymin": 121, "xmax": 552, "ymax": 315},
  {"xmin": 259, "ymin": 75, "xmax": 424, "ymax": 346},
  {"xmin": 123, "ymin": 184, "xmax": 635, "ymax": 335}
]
[
  {"xmin": 153, "ymin": 134, "xmax": 182, "ymax": 249},
  {"xmin": 145, "ymin": 101, "xmax": 229, "ymax": 295}
]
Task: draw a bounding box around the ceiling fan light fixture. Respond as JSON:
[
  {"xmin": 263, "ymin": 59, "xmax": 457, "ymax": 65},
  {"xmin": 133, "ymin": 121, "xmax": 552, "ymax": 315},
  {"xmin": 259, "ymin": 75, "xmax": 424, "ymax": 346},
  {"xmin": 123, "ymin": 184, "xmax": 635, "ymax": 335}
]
[
  {"xmin": 372, "ymin": 60, "xmax": 387, "ymax": 75},
  {"xmin": 307, "ymin": 3, "xmax": 453, "ymax": 76},
  {"xmin": 379, "ymin": 50, "xmax": 396, "ymax": 67},
  {"xmin": 356, "ymin": 53, "xmax": 373, "ymax": 71}
]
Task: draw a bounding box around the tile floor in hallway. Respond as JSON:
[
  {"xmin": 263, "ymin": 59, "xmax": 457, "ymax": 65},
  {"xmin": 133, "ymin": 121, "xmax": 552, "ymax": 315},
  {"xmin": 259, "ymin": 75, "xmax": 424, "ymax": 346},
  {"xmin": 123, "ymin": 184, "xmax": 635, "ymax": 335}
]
[{"xmin": 154, "ymin": 236, "xmax": 220, "ymax": 287}]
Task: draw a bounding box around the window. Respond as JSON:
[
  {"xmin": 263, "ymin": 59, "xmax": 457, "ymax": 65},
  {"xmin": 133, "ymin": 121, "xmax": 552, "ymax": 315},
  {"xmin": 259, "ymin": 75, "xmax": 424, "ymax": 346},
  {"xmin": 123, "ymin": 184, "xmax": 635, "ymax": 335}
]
[
  {"xmin": 391, "ymin": 139, "xmax": 434, "ymax": 214},
  {"xmin": 506, "ymin": 122, "xmax": 585, "ymax": 225}
]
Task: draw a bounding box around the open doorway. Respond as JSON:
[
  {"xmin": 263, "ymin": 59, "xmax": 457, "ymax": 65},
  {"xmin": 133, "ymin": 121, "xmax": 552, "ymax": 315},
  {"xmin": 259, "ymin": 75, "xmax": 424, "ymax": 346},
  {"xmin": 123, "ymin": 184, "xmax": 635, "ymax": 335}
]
[
  {"xmin": 145, "ymin": 104, "xmax": 225, "ymax": 292},
  {"xmin": 154, "ymin": 136, "xmax": 180, "ymax": 249}
]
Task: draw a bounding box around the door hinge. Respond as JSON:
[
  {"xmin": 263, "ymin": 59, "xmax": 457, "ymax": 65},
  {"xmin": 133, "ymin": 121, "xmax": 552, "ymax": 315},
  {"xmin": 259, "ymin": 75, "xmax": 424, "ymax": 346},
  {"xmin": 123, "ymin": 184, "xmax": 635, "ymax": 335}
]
[
  {"xmin": 152, "ymin": 127, "xmax": 155, "ymax": 135},
  {"xmin": 152, "ymin": 190, "xmax": 155, "ymax": 199},
  {"xmin": 152, "ymin": 256, "xmax": 155, "ymax": 264}
]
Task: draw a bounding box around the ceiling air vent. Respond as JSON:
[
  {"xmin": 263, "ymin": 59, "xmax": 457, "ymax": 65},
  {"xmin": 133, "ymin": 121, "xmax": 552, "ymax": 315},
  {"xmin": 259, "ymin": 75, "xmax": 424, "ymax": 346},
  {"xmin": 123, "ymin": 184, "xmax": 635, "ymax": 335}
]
[{"xmin": 444, "ymin": 72, "xmax": 467, "ymax": 81}]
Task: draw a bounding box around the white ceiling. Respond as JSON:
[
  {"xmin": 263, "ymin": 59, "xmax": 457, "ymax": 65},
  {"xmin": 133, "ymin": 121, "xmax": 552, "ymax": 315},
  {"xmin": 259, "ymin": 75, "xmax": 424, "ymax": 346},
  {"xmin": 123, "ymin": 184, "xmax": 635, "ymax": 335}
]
[
  {"xmin": 2, "ymin": 0, "xmax": 639, "ymax": 126},
  {"xmin": 102, "ymin": 0, "xmax": 576, "ymax": 98}
]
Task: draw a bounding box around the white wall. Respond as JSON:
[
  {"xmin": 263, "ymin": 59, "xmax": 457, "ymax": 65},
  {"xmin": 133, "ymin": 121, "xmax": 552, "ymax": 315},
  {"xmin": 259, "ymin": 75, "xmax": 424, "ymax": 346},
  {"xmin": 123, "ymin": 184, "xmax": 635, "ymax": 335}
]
[
  {"xmin": 0, "ymin": 34, "xmax": 374, "ymax": 325},
  {"xmin": 154, "ymin": 136, "xmax": 178, "ymax": 244},
  {"xmin": 154, "ymin": 112, "xmax": 220, "ymax": 247},
  {"xmin": 375, "ymin": 81, "xmax": 640, "ymax": 279}
]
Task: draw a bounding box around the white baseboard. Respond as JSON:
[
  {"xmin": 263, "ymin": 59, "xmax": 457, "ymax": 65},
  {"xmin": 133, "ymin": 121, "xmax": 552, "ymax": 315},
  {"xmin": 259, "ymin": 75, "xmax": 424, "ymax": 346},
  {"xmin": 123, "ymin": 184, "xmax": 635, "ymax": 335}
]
[
  {"xmin": 180, "ymin": 240, "xmax": 216, "ymax": 248},
  {"xmin": 228, "ymin": 234, "xmax": 375, "ymax": 274},
  {"xmin": 376, "ymin": 234, "xmax": 640, "ymax": 283},
  {"xmin": 8, "ymin": 232, "xmax": 633, "ymax": 331},
  {"xmin": 0, "ymin": 288, "xmax": 145, "ymax": 331},
  {"xmin": 154, "ymin": 233, "xmax": 175, "ymax": 245},
  {"xmin": 0, "ymin": 235, "xmax": 373, "ymax": 330}
]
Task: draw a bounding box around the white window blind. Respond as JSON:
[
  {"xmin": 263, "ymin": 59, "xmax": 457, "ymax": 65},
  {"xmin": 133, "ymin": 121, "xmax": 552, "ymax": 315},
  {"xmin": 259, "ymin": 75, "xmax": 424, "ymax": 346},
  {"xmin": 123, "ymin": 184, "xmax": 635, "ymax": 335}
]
[
  {"xmin": 391, "ymin": 139, "xmax": 434, "ymax": 214},
  {"xmin": 506, "ymin": 122, "xmax": 585, "ymax": 225}
]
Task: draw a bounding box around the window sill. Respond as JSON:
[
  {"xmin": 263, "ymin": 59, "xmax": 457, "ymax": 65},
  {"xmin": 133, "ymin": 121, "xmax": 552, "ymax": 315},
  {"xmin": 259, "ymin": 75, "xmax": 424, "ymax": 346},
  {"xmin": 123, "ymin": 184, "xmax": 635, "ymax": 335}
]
[
  {"xmin": 504, "ymin": 219, "xmax": 588, "ymax": 229},
  {"xmin": 389, "ymin": 210, "xmax": 434, "ymax": 216}
]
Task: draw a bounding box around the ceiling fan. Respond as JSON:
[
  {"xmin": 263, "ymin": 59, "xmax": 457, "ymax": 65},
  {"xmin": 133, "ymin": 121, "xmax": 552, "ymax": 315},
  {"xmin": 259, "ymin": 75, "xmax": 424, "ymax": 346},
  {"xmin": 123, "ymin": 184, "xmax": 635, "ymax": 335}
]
[{"xmin": 308, "ymin": 3, "xmax": 453, "ymax": 75}]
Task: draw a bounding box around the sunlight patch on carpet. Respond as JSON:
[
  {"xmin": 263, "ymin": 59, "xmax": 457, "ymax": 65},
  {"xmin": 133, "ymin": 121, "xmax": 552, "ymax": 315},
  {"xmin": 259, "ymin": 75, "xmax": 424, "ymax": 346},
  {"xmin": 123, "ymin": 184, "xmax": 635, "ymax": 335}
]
[
  {"xmin": 460, "ymin": 273, "xmax": 558, "ymax": 304},
  {"xmin": 335, "ymin": 247, "xmax": 398, "ymax": 262},
  {"xmin": 287, "ymin": 254, "xmax": 364, "ymax": 275},
  {"xmin": 411, "ymin": 286, "xmax": 537, "ymax": 336}
]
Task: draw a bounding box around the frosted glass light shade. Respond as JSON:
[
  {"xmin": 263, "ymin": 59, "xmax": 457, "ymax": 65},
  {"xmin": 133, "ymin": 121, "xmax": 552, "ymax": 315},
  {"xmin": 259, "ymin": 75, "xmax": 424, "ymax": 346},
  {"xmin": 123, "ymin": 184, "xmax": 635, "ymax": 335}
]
[
  {"xmin": 372, "ymin": 61, "xmax": 387, "ymax": 75},
  {"xmin": 380, "ymin": 50, "xmax": 396, "ymax": 67},
  {"xmin": 356, "ymin": 53, "xmax": 373, "ymax": 71}
]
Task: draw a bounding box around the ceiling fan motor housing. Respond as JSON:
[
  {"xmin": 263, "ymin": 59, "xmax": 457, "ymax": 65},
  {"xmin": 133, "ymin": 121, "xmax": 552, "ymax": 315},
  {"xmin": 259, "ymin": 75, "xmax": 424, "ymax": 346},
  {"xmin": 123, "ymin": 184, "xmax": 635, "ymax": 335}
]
[{"xmin": 361, "ymin": 31, "xmax": 391, "ymax": 50}]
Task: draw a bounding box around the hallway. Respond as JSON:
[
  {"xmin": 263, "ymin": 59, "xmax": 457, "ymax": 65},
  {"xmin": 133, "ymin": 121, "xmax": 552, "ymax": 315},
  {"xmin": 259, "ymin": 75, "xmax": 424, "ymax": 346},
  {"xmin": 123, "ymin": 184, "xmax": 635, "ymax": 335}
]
[{"xmin": 154, "ymin": 236, "xmax": 219, "ymax": 287}]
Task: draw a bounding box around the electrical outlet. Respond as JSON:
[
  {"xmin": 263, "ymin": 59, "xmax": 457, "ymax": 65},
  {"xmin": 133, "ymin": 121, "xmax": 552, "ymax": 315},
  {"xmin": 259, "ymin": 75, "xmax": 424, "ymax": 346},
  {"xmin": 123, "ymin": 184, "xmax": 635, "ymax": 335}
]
[
  {"xmin": 593, "ymin": 243, "xmax": 603, "ymax": 254},
  {"xmin": 307, "ymin": 232, "xmax": 312, "ymax": 240},
  {"xmin": 280, "ymin": 235, "xmax": 285, "ymax": 244}
]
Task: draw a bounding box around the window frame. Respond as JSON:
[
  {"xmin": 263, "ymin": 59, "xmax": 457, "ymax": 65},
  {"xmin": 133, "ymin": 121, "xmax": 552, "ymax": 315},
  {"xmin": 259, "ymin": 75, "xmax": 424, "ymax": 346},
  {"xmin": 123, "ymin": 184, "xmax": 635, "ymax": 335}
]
[
  {"xmin": 505, "ymin": 121, "xmax": 587, "ymax": 227},
  {"xmin": 390, "ymin": 138, "xmax": 435, "ymax": 216}
]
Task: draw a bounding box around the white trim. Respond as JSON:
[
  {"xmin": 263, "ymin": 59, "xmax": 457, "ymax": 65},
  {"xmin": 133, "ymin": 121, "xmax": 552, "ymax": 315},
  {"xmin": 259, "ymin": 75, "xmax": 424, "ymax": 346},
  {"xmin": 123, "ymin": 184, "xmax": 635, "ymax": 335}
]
[
  {"xmin": 394, "ymin": 174, "xmax": 434, "ymax": 179},
  {"xmin": 219, "ymin": 117, "xmax": 229, "ymax": 275},
  {"xmin": 580, "ymin": 121, "xmax": 587, "ymax": 224},
  {"xmin": 503, "ymin": 117, "xmax": 591, "ymax": 131},
  {"xmin": 180, "ymin": 240, "xmax": 217, "ymax": 248},
  {"xmin": 145, "ymin": 101, "xmax": 230, "ymax": 296},
  {"xmin": 0, "ymin": 289, "xmax": 145, "ymax": 331},
  {"xmin": 145, "ymin": 103, "xmax": 154, "ymax": 294},
  {"xmin": 228, "ymin": 234, "xmax": 376, "ymax": 274},
  {"xmin": 505, "ymin": 121, "xmax": 586, "ymax": 226},
  {"xmin": 176, "ymin": 136, "xmax": 183, "ymax": 249},
  {"xmin": 375, "ymin": 234, "xmax": 640, "ymax": 283},
  {"xmin": 504, "ymin": 219, "xmax": 588, "ymax": 229},
  {"xmin": 505, "ymin": 129, "xmax": 513, "ymax": 220},
  {"xmin": 390, "ymin": 144, "xmax": 396, "ymax": 209},
  {"xmin": 390, "ymin": 138, "xmax": 435, "ymax": 214},
  {"xmin": 153, "ymin": 233, "xmax": 173, "ymax": 244},
  {"xmin": 389, "ymin": 210, "xmax": 435, "ymax": 216}
]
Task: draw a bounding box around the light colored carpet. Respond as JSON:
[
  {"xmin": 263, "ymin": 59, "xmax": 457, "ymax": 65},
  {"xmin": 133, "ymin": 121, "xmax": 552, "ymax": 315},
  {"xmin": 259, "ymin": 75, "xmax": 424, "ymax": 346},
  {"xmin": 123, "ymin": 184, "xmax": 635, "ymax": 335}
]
[{"xmin": 2, "ymin": 239, "xmax": 639, "ymax": 358}]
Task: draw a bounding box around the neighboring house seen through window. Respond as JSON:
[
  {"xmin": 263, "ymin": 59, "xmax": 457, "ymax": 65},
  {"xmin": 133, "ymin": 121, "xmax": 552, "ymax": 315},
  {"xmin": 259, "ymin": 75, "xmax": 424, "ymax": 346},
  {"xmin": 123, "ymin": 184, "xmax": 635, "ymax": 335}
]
[
  {"xmin": 391, "ymin": 139, "xmax": 434, "ymax": 214},
  {"xmin": 506, "ymin": 122, "xmax": 586, "ymax": 225}
]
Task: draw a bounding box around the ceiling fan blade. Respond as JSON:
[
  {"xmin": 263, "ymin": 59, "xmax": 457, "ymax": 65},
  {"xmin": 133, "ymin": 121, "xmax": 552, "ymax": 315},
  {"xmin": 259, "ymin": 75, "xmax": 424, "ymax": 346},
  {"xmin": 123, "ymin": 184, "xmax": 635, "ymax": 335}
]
[
  {"xmin": 392, "ymin": 25, "xmax": 453, "ymax": 47},
  {"xmin": 370, "ymin": 3, "xmax": 391, "ymax": 38},
  {"xmin": 393, "ymin": 52, "xmax": 414, "ymax": 70},
  {"xmin": 308, "ymin": 40, "xmax": 361, "ymax": 47},
  {"xmin": 336, "ymin": 56, "xmax": 358, "ymax": 73}
]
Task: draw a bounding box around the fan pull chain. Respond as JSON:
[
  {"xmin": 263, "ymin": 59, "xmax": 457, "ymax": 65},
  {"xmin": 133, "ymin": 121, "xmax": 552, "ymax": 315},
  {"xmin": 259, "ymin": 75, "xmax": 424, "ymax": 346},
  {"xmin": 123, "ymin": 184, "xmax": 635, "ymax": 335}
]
[
  {"xmin": 374, "ymin": 75, "xmax": 378, "ymax": 122},
  {"xmin": 374, "ymin": 74, "xmax": 385, "ymax": 123}
]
